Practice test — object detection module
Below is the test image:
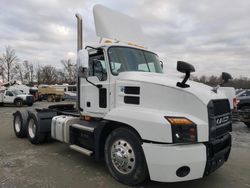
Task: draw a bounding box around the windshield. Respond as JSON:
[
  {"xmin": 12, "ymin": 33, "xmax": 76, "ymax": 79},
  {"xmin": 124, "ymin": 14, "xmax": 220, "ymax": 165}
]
[
  {"xmin": 108, "ymin": 47, "xmax": 163, "ymax": 75},
  {"xmin": 12, "ymin": 90, "xmax": 23, "ymax": 95}
]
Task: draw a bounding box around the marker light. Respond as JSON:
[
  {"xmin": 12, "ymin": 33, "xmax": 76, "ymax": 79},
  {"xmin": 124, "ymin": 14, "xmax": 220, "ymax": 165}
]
[{"xmin": 166, "ymin": 117, "xmax": 193, "ymax": 125}]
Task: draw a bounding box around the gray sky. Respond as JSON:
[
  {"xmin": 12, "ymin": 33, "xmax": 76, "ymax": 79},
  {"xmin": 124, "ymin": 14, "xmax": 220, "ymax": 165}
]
[{"xmin": 0, "ymin": 0, "xmax": 250, "ymax": 78}]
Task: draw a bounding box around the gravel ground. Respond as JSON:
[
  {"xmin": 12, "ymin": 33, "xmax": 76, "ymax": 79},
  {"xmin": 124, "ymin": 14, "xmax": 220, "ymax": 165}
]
[{"xmin": 0, "ymin": 102, "xmax": 250, "ymax": 188}]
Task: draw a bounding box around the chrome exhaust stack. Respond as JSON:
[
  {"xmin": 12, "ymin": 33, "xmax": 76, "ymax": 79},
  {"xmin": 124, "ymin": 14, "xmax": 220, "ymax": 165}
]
[
  {"xmin": 75, "ymin": 13, "xmax": 83, "ymax": 112},
  {"xmin": 75, "ymin": 14, "xmax": 83, "ymax": 51}
]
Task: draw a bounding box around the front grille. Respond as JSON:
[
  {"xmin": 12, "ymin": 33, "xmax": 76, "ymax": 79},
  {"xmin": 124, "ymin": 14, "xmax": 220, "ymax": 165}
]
[
  {"xmin": 208, "ymin": 99, "xmax": 232, "ymax": 140},
  {"xmin": 213, "ymin": 100, "xmax": 231, "ymax": 116}
]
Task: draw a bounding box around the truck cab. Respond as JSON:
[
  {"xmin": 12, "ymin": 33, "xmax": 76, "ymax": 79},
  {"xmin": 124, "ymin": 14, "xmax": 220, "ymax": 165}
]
[{"xmin": 79, "ymin": 45, "xmax": 163, "ymax": 117}]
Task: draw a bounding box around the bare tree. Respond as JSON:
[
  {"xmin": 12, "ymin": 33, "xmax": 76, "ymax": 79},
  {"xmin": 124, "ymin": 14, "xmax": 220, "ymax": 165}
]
[
  {"xmin": 192, "ymin": 75, "xmax": 250, "ymax": 89},
  {"xmin": 23, "ymin": 60, "xmax": 34, "ymax": 85},
  {"xmin": 0, "ymin": 64, "xmax": 4, "ymax": 81},
  {"xmin": 57, "ymin": 69, "xmax": 67, "ymax": 84},
  {"xmin": 0, "ymin": 46, "xmax": 18, "ymax": 81},
  {"xmin": 40, "ymin": 65, "xmax": 58, "ymax": 84},
  {"xmin": 15, "ymin": 63, "xmax": 24, "ymax": 83},
  {"xmin": 61, "ymin": 59, "xmax": 76, "ymax": 84},
  {"xmin": 36, "ymin": 64, "xmax": 42, "ymax": 85}
]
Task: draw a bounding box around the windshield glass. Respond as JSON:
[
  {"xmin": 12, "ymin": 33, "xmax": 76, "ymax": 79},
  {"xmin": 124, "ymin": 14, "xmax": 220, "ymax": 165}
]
[
  {"xmin": 108, "ymin": 47, "xmax": 163, "ymax": 75},
  {"xmin": 12, "ymin": 90, "xmax": 23, "ymax": 95}
]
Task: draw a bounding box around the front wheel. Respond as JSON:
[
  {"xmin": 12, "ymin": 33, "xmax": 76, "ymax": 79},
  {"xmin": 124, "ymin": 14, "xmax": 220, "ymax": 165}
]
[
  {"xmin": 15, "ymin": 99, "xmax": 23, "ymax": 107},
  {"xmin": 104, "ymin": 128, "xmax": 148, "ymax": 186}
]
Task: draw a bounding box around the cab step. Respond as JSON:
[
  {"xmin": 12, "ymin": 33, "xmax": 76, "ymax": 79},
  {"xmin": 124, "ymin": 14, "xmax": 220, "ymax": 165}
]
[{"xmin": 69, "ymin": 144, "xmax": 93, "ymax": 156}]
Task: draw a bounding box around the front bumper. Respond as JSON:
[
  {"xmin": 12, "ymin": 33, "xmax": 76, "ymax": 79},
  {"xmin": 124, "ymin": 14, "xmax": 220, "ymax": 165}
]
[
  {"xmin": 142, "ymin": 134, "xmax": 231, "ymax": 182},
  {"xmin": 204, "ymin": 134, "xmax": 231, "ymax": 176}
]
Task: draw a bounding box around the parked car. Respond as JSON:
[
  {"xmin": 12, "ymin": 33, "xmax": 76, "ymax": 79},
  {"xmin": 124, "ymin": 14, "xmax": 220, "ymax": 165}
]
[
  {"xmin": 237, "ymin": 89, "xmax": 250, "ymax": 110},
  {"xmin": 236, "ymin": 89, "xmax": 250, "ymax": 127}
]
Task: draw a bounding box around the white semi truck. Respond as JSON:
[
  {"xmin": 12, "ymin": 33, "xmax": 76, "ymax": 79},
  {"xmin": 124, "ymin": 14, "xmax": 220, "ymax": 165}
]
[{"xmin": 13, "ymin": 5, "xmax": 232, "ymax": 185}]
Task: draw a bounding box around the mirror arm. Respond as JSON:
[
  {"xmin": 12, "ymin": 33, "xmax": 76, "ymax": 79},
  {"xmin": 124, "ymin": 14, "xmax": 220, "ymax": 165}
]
[
  {"xmin": 86, "ymin": 77, "xmax": 103, "ymax": 89},
  {"xmin": 85, "ymin": 45, "xmax": 102, "ymax": 51},
  {"xmin": 177, "ymin": 71, "xmax": 191, "ymax": 88}
]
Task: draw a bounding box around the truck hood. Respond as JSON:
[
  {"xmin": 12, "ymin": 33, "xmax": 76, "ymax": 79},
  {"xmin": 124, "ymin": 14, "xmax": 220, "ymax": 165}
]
[{"xmin": 117, "ymin": 72, "xmax": 226, "ymax": 105}]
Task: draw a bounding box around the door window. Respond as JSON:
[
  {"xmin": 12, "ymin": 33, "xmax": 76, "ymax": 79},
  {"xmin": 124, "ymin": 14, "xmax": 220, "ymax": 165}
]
[
  {"xmin": 6, "ymin": 91, "xmax": 13, "ymax": 96},
  {"xmin": 89, "ymin": 50, "xmax": 107, "ymax": 81}
]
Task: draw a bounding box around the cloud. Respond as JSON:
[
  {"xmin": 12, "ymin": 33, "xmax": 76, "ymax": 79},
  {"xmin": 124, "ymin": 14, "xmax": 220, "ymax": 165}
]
[{"xmin": 0, "ymin": 0, "xmax": 249, "ymax": 78}]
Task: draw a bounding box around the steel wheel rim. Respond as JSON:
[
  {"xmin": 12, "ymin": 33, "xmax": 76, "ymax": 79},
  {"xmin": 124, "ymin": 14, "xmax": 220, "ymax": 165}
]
[
  {"xmin": 14, "ymin": 115, "xmax": 21, "ymax": 133},
  {"xmin": 28, "ymin": 119, "xmax": 36, "ymax": 138},
  {"xmin": 111, "ymin": 139, "xmax": 135, "ymax": 174}
]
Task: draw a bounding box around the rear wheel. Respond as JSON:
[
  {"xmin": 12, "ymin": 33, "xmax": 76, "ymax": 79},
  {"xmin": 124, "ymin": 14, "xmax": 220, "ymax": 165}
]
[
  {"xmin": 13, "ymin": 110, "xmax": 28, "ymax": 138},
  {"xmin": 104, "ymin": 128, "xmax": 148, "ymax": 186},
  {"xmin": 27, "ymin": 112, "xmax": 46, "ymax": 144},
  {"xmin": 47, "ymin": 95, "xmax": 54, "ymax": 102}
]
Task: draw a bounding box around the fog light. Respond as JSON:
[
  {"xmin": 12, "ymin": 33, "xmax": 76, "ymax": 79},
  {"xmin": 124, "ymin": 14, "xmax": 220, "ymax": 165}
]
[{"xmin": 176, "ymin": 166, "xmax": 190, "ymax": 177}]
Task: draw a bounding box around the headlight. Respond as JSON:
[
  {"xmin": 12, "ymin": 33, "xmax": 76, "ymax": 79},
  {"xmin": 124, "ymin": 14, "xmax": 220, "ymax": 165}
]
[{"xmin": 165, "ymin": 116, "xmax": 197, "ymax": 143}]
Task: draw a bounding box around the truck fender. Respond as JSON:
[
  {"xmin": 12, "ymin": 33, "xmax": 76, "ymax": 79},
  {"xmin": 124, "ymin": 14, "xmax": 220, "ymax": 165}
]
[
  {"xmin": 104, "ymin": 106, "xmax": 172, "ymax": 143},
  {"xmin": 27, "ymin": 109, "xmax": 58, "ymax": 133},
  {"xmin": 26, "ymin": 109, "xmax": 58, "ymax": 144}
]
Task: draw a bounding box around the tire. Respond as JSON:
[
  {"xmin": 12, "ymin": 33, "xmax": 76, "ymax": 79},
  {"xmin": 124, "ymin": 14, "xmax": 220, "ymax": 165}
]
[
  {"xmin": 55, "ymin": 97, "xmax": 61, "ymax": 102},
  {"xmin": 104, "ymin": 127, "xmax": 148, "ymax": 186},
  {"xmin": 15, "ymin": 99, "xmax": 23, "ymax": 107},
  {"xmin": 47, "ymin": 95, "xmax": 54, "ymax": 102},
  {"xmin": 13, "ymin": 110, "xmax": 29, "ymax": 138},
  {"xmin": 27, "ymin": 112, "xmax": 46, "ymax": 144}
]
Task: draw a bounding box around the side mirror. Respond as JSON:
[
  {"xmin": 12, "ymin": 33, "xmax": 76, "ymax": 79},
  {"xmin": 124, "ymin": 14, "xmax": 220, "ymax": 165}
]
[
  {"xmin": 77, "ymin": 49, "xmax": 89, "ymax": 69},
  {"xmin": 177, "ymin": 61, "xmax": 195, "ymax": 73},
  {"xmin": 176, "ymin": 61, "xmax": 195, "ymax": 88},
  {"xmin": 222, "ymin": 72, "xmax": 232, "ymax": 83},
  {"xmin": 77, "ymin": 49, "xmax": 89, "ymax": 78}
]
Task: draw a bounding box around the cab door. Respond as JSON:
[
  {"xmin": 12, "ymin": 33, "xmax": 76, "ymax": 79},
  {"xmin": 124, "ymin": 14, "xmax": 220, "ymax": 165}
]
[
  {"xmin": 4, "ymin": 91, "xmax": 15, "ymax": 103},
  {"xmin": 80, "ymin": 49, "xmax": 110, "ymax": 116}
]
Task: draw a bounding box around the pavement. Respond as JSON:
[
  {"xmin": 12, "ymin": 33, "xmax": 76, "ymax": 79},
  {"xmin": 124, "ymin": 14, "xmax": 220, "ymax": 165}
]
[{"xmin": 0, "ymin": 102, "xmax": 250, "ymax": 188}]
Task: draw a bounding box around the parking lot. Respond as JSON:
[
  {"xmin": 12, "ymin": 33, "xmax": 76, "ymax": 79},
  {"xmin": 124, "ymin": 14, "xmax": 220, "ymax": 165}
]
[{"xmin": 0, "ymin": 102, "xmax": 250, "ymax": 188}]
